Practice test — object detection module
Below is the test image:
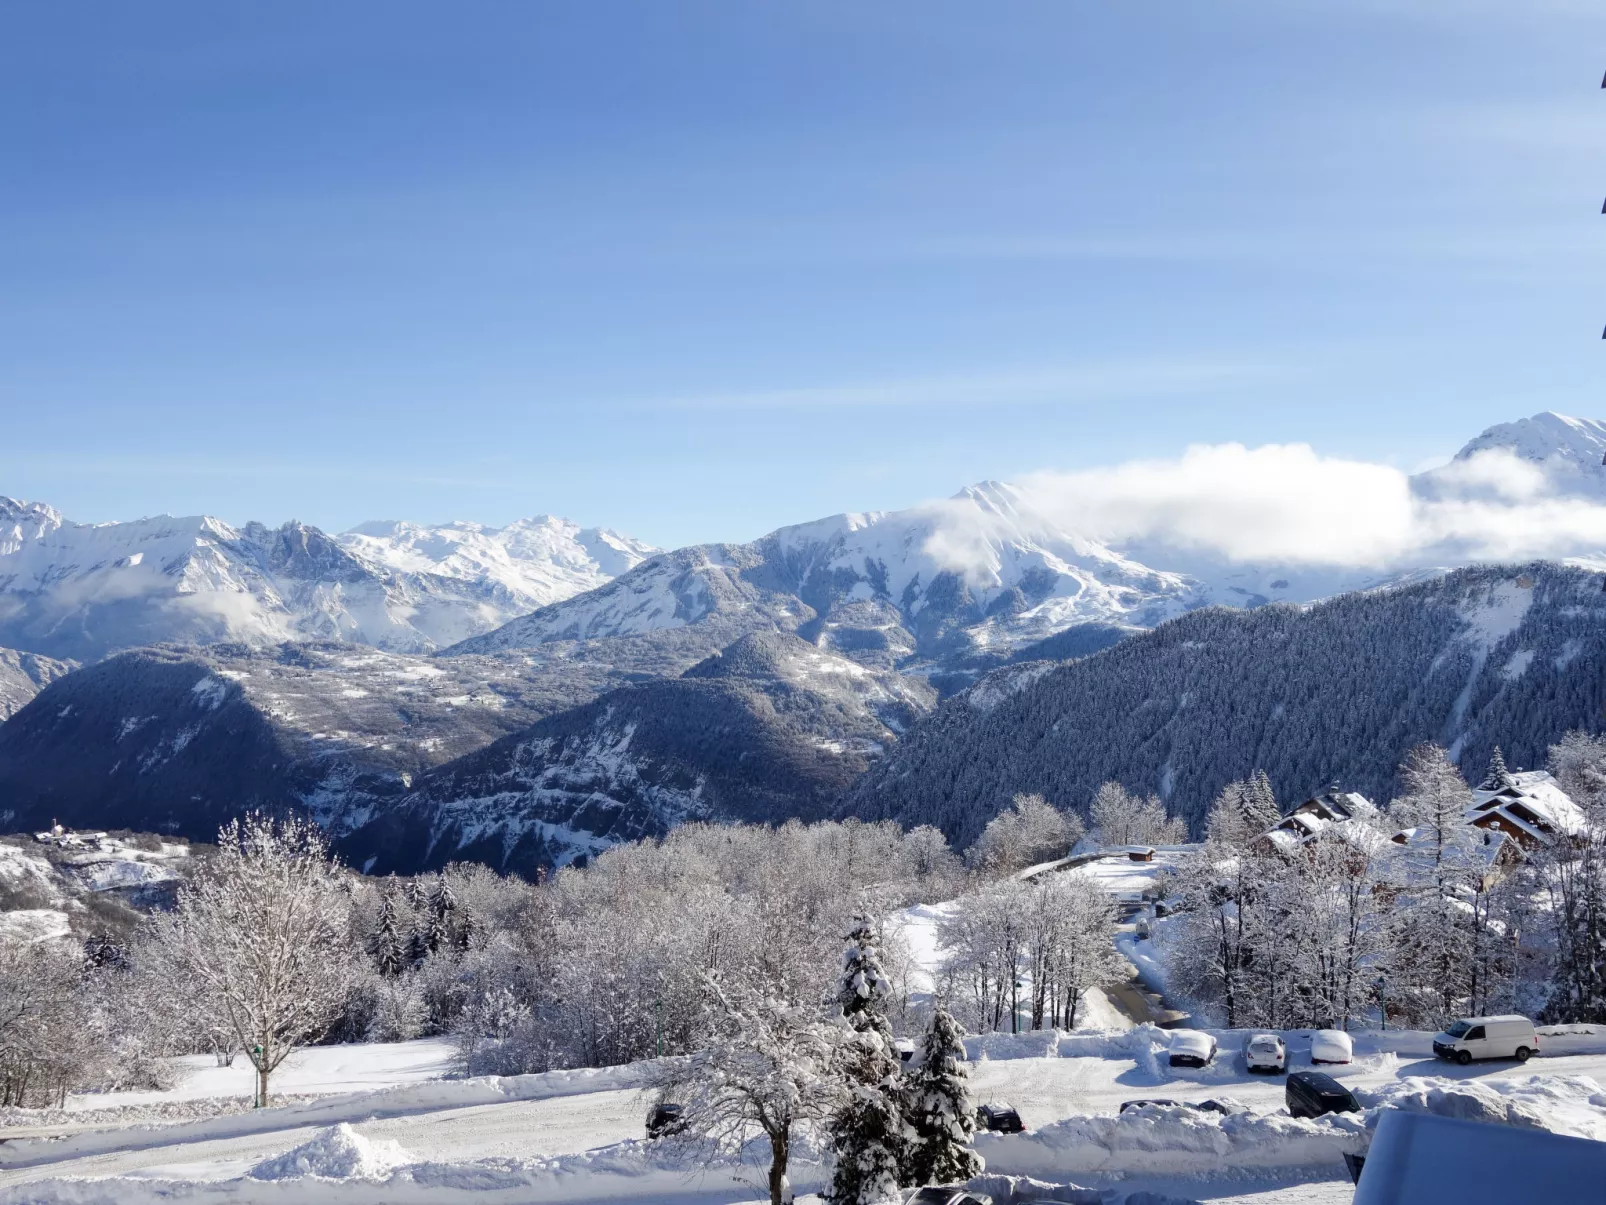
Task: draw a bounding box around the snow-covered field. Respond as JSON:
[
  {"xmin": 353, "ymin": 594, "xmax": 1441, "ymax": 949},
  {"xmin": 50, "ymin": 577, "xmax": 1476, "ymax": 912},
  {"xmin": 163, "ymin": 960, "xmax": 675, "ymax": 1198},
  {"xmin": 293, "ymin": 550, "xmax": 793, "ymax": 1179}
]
[{"xmin": 5, "ymin": 1024, "xmax": 1606, "ymax": 1204}]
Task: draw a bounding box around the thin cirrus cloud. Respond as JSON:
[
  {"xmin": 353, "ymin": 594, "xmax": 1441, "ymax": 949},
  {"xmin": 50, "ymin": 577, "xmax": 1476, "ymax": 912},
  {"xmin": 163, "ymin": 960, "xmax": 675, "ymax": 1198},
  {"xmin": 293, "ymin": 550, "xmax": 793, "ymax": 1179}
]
[
  {"xmin": 998, "ymin": 443, "xmax": 1606, "ymax": 569},
  {"xmin": 640, "ymin": 360, "xmax": 1284, "ymax": 412}
]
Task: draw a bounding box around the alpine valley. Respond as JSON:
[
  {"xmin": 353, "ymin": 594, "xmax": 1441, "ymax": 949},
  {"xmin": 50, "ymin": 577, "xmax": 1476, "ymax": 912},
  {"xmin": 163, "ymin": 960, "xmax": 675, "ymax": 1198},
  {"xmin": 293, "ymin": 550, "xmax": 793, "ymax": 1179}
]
[{"xmin": 2, "ymin": 411, "xmax": 1605, "ymax": 872}]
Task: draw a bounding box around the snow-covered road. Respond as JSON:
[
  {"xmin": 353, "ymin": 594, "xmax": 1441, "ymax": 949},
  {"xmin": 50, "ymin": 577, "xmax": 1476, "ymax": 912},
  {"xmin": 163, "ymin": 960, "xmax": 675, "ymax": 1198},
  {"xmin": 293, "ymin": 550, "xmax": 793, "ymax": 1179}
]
[{"xmin": 6, "ymin": 1028, "xmax": 1606, "ymax": 1203}]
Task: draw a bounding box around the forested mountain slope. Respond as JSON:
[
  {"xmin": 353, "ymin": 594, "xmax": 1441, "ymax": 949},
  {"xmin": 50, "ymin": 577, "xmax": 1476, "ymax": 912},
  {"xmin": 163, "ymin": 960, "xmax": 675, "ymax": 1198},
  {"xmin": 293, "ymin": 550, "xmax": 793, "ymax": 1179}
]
[
  {"xmin": 0, "ymin": 642, "xmax": 607, "ymax": 840},
  {"xmin": 342, "ymin": 631, "xmax": 936, "ymax": 875},
  {"xmin": 844, "ymin": 563, "xmax": 1606, "ymax": 849}
]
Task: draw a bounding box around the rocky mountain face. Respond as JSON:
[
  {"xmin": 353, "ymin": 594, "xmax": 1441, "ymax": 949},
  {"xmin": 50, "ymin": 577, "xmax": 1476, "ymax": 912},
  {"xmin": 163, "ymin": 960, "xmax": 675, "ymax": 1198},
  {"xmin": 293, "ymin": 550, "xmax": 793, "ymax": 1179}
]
[
  {"xmin": 0, "ymin": 641, "xmax": 635, "ymax": 842},
  {"xmin": 844, "ymin": 563, "xmax": 1606, "ymax": 850},
  {"xmin": 0, "ymin": 501, "xmax": 655, "ymax": 662},
  {"xmin": 0, "ymin": 647, "xmax": 75, "ymax": 721},
  {"xmin": 342, "ymin": 632, "xmax": 936, "ymax": 875}
]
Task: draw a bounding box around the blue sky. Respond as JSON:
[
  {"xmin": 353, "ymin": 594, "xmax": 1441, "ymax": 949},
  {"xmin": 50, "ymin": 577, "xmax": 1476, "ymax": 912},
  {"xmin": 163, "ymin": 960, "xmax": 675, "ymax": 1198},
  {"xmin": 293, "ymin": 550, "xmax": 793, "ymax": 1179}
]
[{"xmin": 1, "ymin": 1, "xmax": 1602, "ymax": 549}]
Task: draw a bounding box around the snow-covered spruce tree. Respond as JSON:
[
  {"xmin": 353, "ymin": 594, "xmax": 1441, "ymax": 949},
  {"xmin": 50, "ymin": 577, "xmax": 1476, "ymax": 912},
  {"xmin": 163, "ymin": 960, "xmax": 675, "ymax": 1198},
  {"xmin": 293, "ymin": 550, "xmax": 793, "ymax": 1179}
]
[
  {"xmin": 370, "ymin": 888, "xmax": 406, "ymax": 978},
  {"xmin": 825, "ymin": 915, "xmax": 905, "ymax": 1205},
  {"xmin": 1245, "ymin": 770, "xmax": 1281, "ymax": 831},
  {"xmin": 427, "ymin": 874, "xmax": 457, "ymax": 953},
  {"xmin": 902, "ymin": 1002, "xmax": 982, "ymax": 1186},
  {"xmin": 153, "ymin": 814, "xmax": 353, "ymax": 1106}
]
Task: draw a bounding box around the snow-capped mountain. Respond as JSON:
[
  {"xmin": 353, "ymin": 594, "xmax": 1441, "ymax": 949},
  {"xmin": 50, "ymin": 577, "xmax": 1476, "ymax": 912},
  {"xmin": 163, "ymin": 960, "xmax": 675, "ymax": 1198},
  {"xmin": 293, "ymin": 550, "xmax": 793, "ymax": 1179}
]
[
  {"xmin": 1422, "ymin": 411, "xmax": 1606, "ymax": 500},
  {"xmin": 336, "ymin": 517, "xmax": 656, "ymax": 610},
  {"xmin": 448, "ymin": 481, "xmax": 1202, "ymax": 681},
  {"xmin": 0, "ymin": 501, "xmax": 654, "ymax": 662}
]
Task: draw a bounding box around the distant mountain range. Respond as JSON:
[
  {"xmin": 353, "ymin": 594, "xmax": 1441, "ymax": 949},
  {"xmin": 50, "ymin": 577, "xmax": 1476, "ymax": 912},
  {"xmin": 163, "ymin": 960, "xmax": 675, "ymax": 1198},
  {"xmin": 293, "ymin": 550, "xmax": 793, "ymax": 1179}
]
[
  {"xmin": 2, "ymin": 411, "xmax": 1605, "ymax": 870},
  {"xmin": 0, "ymin": 503, "xmax": 657, "ymax": 663}
]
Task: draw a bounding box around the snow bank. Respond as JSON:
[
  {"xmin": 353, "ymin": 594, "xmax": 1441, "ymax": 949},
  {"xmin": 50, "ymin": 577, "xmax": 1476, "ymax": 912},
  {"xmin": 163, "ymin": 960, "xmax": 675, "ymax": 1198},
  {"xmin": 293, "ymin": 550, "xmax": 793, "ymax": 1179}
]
[
  {"xmin": 0, "ymin": 1136, "xmax": 833, "ymax": 1205},
  {"xmin": 966, "ymin": 1024, "xmax": 1167, "ymax": 1065},
  {"xmin": 968, "ymin": 1172, "xmax": 1200, "ymax": 1205},
  {"xmin": 248, "ymin": 1124, "xmax": 410, "ymax": 1181},
  {"xmin": 0, "ymin": 1063, "xmax": 646, "ymax": 1172},
  {"xmin": 977, "ymin": 1105, "xmax": 1366, "ymax": 1177},
  {"xmin": 1356, "ymin": 1073, "xmax": 1606, "ymax": 1142}
]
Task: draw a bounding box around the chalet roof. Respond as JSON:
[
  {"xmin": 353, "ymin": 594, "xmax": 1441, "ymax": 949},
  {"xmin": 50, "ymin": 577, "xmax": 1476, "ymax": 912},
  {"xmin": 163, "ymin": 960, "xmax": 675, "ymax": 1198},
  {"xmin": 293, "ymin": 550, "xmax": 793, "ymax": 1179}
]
[{"xmin": 1465, "ymin": 770, "xmax": 1584, "ymax": 841}]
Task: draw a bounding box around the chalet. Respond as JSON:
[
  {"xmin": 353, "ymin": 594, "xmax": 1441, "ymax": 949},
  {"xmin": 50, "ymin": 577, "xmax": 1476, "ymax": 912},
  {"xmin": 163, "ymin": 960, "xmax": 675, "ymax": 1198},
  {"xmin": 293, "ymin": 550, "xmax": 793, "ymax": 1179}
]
[
  {"xmin": 1253, "ymin": 788, "xmax": 1378, "ymax": 857},
  {"xmin": 32, "ymin": 822, "xmax": 110, "ymax": 850},
  {"xmin": 1465, "ymin": 764, "xmax": 1584, "ymax": 851}
]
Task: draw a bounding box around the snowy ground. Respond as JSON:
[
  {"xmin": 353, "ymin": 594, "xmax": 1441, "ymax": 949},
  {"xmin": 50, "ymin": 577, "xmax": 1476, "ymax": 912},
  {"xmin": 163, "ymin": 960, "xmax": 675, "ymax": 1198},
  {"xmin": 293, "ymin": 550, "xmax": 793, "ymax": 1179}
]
[
  {"xmin": 5, "ymin": 1026, "xmax": 1606, "ymax": 1204},
  {"xmin": 2, "ymin": 851, "xmax": 1596, "ymax": 1204}
]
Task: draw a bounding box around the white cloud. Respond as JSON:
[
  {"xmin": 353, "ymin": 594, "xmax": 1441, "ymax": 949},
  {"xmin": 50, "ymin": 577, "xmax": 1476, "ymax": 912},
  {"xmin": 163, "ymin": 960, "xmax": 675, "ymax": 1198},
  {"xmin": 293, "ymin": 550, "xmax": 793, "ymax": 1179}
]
[{"xmin": 1005, "ymin": 442, "xmax": 1606, "ymax": 569}]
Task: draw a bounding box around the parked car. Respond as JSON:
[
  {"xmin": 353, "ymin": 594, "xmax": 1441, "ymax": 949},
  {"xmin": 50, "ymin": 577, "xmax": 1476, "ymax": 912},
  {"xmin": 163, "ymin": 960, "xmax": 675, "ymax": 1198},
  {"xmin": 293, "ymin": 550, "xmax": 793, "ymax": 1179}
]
[
  {"xmin": 975, "ymin": 1102, "xmax": 1026, "ymax": 1133},
  {"xmin": 1286, "ymin": 1070, "xmax": 1360, "ymax": 1120},
  {"xmin": 1135, "ymin": 918, "xmax": 1152, "ymax": 940},
  {"xmin": 1167, "ymin": 1029, "xmax": 1217, "ymax": 1068},
  {"xmin": 646, "ymin": 1103, "xmax": 684, "ymax": 1138},
  {"xmin": 1119, "ymin": 1098, "xmax": 1242, "ymax": 1116},
  {"xmin": 895, "ymin": 1039, "xmax": 916, "ymax": 1064},
  {"xmin": 1310, "ymin": 1029, "xmax": 1354, "ymax": 1065},
  {"xmin": 1119, "ymin": 1098, "xmax": 1181, "ymax": 1113},
  {"xmin": 1432, "ymin": 1014, "xmax": 1539, "ymax": 1065},
  {"xmin": 905, "ymin": 1188, "xmax": 993, "ymax": 1205},
  {"xmin": 1243, "ymin": 1032, "xmax": 1287, "ymax": 1073}
]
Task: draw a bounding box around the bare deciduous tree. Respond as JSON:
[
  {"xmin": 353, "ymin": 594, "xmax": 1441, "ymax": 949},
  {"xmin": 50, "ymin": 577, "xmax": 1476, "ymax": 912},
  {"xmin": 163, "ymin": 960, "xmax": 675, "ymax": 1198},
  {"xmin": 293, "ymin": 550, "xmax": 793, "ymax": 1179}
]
[
  {"xmin": 153, "ymin": 814, "xmax": 353, "ymax": 1106},
  {"xmin": 650, "ymin": 978, "xmax": 842, "ymax": 1205}
]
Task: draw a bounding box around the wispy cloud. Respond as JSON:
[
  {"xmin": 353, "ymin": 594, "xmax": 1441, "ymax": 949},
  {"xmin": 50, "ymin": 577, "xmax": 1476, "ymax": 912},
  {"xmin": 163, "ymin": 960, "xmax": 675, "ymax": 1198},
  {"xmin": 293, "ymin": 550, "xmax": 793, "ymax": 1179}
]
[{"xmin": 638, "ymin": 360, "xmax": 1286, "ymax": 412}]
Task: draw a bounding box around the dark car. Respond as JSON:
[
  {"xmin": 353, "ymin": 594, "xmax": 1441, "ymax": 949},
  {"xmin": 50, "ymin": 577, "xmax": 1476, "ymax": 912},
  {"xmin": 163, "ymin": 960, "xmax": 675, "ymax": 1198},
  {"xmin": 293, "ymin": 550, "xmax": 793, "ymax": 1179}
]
[
  {"xmin": 975, "ymin": 1102, "xmax": 1026, "ymax": 1133},
  {"xmin": 1286, "ymin": 1070, "xmax": 1360, "ymax": 1120},
  {"xmin": 646, "ymin": 1102, "xmax": 685, "ymax": 1138},
  {"xmin": 906, "ymin": 1188, "xmax": 993, "ymax": 1205}
]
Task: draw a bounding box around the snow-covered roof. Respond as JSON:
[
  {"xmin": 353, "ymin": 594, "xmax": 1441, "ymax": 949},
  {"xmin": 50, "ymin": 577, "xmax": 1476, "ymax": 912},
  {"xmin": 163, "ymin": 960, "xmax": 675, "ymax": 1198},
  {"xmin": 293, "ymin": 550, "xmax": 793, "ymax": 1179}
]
[{"xmin": 1466, "ymin": 770, "xmax": 1585, "ymax": 841}]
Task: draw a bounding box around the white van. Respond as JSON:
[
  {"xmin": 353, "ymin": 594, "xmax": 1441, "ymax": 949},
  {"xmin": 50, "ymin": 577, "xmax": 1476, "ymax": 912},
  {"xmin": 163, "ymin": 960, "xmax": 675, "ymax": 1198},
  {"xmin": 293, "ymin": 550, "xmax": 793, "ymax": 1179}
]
[{"xmin": 1431, "ymin": 1015, "xmax": 1538, "ymax": 1065}]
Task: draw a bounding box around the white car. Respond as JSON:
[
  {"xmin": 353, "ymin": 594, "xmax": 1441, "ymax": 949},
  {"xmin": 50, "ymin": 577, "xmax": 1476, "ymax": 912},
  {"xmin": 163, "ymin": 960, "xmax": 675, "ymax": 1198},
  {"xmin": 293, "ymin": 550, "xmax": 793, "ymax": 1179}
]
[
  {"xmin": 1167, "ymin": 1029, "xmax": 1217, "ymax": 1068},
  {"xmin": 1310, "ymin": 1029, "xmax": 1353, "ymax": 1065},
  {"xmin": 1242, "ymin": 1032, "xmax": 1286, "ymax": 1073}
]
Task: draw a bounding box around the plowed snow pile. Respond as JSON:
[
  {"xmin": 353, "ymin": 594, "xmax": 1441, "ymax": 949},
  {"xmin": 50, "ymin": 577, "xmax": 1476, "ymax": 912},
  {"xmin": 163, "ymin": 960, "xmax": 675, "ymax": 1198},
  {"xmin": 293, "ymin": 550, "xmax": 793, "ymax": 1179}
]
[{"xmin": 248, "ymin": 1124, "xmax": 410, "ymax": 1181}]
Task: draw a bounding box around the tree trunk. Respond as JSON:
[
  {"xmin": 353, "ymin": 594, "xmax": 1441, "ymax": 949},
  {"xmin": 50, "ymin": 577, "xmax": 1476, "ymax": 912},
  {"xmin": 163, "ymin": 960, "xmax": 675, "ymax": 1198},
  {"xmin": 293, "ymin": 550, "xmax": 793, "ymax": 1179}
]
[
  {"xmin": 258, "ymin": 1064, "xmax": 270, "ymax": 1108},
  {"xmin": 767, "ymin": 1126, "xmax": 791, "ymax": 1205}
]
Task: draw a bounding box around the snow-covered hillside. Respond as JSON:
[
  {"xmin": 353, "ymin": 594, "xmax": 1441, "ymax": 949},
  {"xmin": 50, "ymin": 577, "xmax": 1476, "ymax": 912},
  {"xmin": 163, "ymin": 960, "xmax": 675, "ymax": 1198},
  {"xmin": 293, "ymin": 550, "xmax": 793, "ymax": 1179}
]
[
  {"xmin": 0, "ymin": 646, "xmax": 73, "ymax": 721},
  {"xmin": 0, "ymin": 501, "xmax": 653, "ymax": 662},
  {"xmin": 348, "ymin": 632, "xmax": 937, "ymax": 874},
  {"xmin": 0, "ymin": 642, "xmax": 635, "ymax": 846}
]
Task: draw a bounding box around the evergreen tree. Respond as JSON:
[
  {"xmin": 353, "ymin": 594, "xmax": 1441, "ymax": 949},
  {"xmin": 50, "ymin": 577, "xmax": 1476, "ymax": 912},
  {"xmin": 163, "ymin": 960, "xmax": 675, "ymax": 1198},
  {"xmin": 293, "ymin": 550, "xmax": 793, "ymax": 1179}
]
[
  {"xmin": 902, "ymin": 1003, "xmax": 983, "ymax": 1186},
  {"xmin": 825, "ymin": 916, "xmax": 905, "ymax": 1205},
  {"xmin": 404, "ymin": 876, "xmax": 428, "ymax": 913},
  {"xmin": 406, "ymin": 926, "xmax": 430, "ymax": 970},
  {"xmin": 1484, "ymin": 746, "xmax": 1511, "ymax": 789},
  {"xmin": 1246, "ymin": 770, "xmax": 1280, "ymax": 830},
  {"xmin": 426, "ymin": 876, "xmax": 455, "ymax": 953},
  {"xmin": 371, "ymin": 890, "xmax": 406, "ymax": 978}
]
